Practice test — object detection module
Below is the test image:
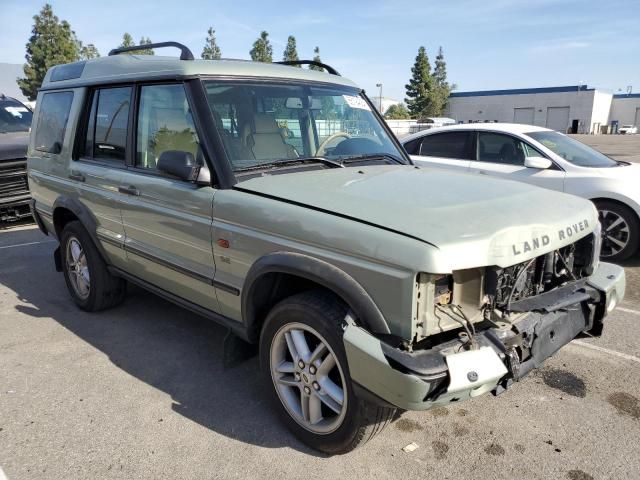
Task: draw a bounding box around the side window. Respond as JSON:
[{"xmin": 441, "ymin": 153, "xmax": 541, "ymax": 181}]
[
  {"xmin": 419, "ymin": 132, "xmax": 473, "ymax": 159},
  {"xmin": 478, "ymin": 132, "xmax": 527, "ymax": 165},
  {"xmin": 34, "ymin": 91, "xmax": 74, "ymax": 153},
  {"xmin": 136, "ymin": 84, "xmax": 201, "ymax": 171},
  {"xmin": 81, "ymin": 87, "xmax": 131, "ymax": 162},
  {"xmin": 402, "ymin": 137, "xmax": 422, "ymax": 155}
]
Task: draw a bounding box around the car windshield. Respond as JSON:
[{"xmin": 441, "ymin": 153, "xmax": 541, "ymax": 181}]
[
  {"xmin": 527, "ymin": 130, "xmax": 618, "ymax": 168},
  {"xmin": 203, "ymin": 81, "xmax": 405, "ymax": 172},
  {"xmin": 0, "ymin": 99, "xmax": 33, "ymax": 133}
]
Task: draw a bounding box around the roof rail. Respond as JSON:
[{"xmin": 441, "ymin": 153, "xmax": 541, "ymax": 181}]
[
  {"xmin": 276, "ymin": 60, "xmax": 341, "ymax": 76},
  {"xmin": 108, "ymin": 41, "xmax": 194, "ymax": 60}
]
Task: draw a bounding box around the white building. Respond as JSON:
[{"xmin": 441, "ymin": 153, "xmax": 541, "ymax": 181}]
[
  {"xmin": 368, "ymin": 96, "xmax": 402, "ymax": 114},
  {"xmin": 445, "ymin": 85, "xmax": 634, "ymax": 134}
]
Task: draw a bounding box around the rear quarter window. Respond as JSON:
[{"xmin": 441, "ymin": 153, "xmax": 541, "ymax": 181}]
[{"xmin": 34, "ymin": 91, "xmax": 74, "ymax": 154}]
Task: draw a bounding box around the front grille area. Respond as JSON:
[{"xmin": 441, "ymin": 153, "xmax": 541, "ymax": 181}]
[
  {"xmin": 0, "ymin": 159, "xmax": 29, "ymax": 203},
  {"xmin": 485, "ymin": 233, "xmax": 596, "ymax": 312}
]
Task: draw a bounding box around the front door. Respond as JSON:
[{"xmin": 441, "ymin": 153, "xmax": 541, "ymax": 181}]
[
  {"xmin": 469, "ymin": 131, "xmax": 565, "ymax": 192},
  {"xmin": 118, "ymin": 83, "xmax": 219, "ymax": 312}
]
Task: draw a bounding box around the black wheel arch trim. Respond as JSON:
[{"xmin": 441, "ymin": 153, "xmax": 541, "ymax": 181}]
[{"xmin": 242, "ymin": 251, "xmax": 391, "ymax": 341}]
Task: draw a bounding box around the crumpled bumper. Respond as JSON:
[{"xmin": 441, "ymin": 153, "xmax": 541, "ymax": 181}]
[{"xmin": 343, "ymin": 262, "xmax": 625, "ymax": 411}]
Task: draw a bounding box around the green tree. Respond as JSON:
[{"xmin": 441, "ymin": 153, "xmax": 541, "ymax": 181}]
[
  {"xmin": 430, "ymin": 46, "xmax": 451, "ymax": 116},
  {"xmin": 18, "ymin": 4, "xmax": 80, "ymax": 100},
  {"xmin": 282, "ymin": 35, "xmax": 300, "ymax": 65},
  {"xmin": 78, "ymin": 43, "xmax": 100, "ymax": 60},
  {"xmin": 405, "ymin": 46, "xmax": 436, "ymax": 118},
  {"xmin": 117, "ymin": 33, "xmax": 154, "ymax": 55},
  {"xmin": 308, "ymin": 46, "xmax": 323, "ymax": 71},
  {"xmin": 201, "ymin": 27, "xmax": 222, "ymax": 60},
  {"xmin": 384, "ymin": 104, "xmax": 411, "ymax": 119},
  {"xmin": 250, "ymin": 31, "xmax": 273, "ymax": 63}
]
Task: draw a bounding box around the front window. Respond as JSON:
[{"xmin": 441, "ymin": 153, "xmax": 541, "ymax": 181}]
[
  {"xmin": 203, "ymin": 81, "xmax": 405, "ymax": 172},
  {"xmin": 0, "ymin": 98, "xmax": 33, "ymax": 133},
  {"xmin": 527, "ymin": 130, "xmax": 618, "ymax": 168}
]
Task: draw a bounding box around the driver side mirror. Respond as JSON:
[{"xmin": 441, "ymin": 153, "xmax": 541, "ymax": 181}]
[
  {"xmin": 157, "ymin": 150, "xmax": 201, "ymax": 182},
  {"xmin": 524, "ymin": 156, "xmax": 552, "ymax": 169}
]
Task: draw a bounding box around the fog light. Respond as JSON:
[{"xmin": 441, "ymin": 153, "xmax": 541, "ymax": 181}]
[{"xmin": 607, "ymin": 292, "xmax": 618, "ymax": 313}]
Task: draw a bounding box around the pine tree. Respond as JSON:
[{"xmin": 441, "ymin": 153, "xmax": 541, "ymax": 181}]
[
  {"xmin": 250, "ymin": 31, "xmax": 273, "ymax": 63},
  {"xmin": 431, "ymin": 46, "xmax": 451, "ymax": 116},
  {"xmin": 308, "ymin": 46, "xmax": 323, "ymax": 71},
  {"xmin": 405, "ymin": 46, "xmax": 435, "ymax": 119},
  {"xmin": 282, "ymin": 35, "xmax": 300, "ymax": 65},
  {"xmin": 78, "ymin": 43, "xmax": 100, "ymax": 60},
  {"xmin": 18, "ymin": 4, "xmax": 80, "ymax": 100},
  {"xmin": 201, "ymin": 27, "xmax": 222, "ymax": 60},
  {"xmin": 117, "ymin": 33, "xmax": 154, "ymax": 55}
]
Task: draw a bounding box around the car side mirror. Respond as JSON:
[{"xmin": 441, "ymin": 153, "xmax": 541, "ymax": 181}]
[
  {"xmin": 524, "ymin": 156, "xmax": 552, "ymax": 169},
  {"xmin": 157, "ymin": 150, "xmax": 199, "ymax": 182}
]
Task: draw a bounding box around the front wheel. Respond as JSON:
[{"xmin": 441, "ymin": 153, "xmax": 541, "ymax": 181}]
[
  {"xmin": 260, "ymin": 291, "xmax": 395, "ymax": 454},
  {"xmin": 595, "ymin": 201, "xmax": 640, "ymax": 262}
]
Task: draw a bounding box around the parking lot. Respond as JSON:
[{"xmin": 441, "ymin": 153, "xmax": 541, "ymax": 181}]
[{"xmin": 1, "ymin": 136, "xmax": 639, "ymax": 480}]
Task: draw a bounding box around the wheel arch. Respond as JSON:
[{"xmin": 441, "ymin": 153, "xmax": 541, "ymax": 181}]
[{"xmin": 242, "ymin": 252, "xmax": 391, "ymax": 343}]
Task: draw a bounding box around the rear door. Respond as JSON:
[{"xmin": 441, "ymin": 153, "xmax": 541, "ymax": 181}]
[
  {"xmin": 117, "ymin": 83, "xmax": 219, "ymax": 312},
  {"xmin": 469, "ymin": 131, "xmax": 565, "ymax": 191},
  {"xmin": 409, "ymin": 131, "xmax": 474, "ymax": 172},
  {"xmin": 69, "ymin": 87, "xmax": 130, "ymax": 269}
]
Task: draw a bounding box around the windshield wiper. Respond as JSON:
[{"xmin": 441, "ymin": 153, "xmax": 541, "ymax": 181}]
[
  {"xmin": 235, "ymin": 156, "xmax": 344, "ymax": 173},
  {"xmin": 338, "ymin": 153, "xmax": 406, "ymax": 165}
]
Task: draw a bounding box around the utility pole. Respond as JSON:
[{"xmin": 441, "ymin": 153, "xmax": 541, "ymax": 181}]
[{"xmin": 376, "ymin": 83, "xmax": 383, "ymax": 113}]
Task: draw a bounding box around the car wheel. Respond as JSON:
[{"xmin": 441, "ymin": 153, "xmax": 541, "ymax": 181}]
[
  {"xmin": 595, "ymin": 201, "xmax": 640, "ymax": 262},
  {"xmin": 60, "ymin": 220, "xmax": 126, "ymax": 311},
  {"xmin": 260, "ymin": 290, "xmax": 395, "ymax": 454}
]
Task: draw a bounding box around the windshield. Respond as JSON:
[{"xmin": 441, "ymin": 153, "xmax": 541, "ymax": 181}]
[
  {"xmin": 527, "ymin": 130, "xmax": 618, "ymax": 168},
  {"xmin": 0, "ymin": 99, "xmax": 33, "ymax": 133},
  {"xmin": 203, "ymin": 81, "xmax": 405, "ymax": 171}
]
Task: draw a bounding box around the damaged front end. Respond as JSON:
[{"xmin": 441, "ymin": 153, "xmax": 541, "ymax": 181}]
[{"xmin": 343, "ymin": 226, "xmax": 625, "ymax": 411}]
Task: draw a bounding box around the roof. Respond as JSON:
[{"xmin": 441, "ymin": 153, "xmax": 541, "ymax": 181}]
[
  {"xmin": 450, "ymin": 85, "xmax": 593, "ymax": 98},
  {"xmin": 41, "ymin": 55, "xmax": 359, "ymax": 90},
  {"xmin": 613, "ymin": 93, "xmax": 640, "ymax": 99},
  {"xmin": 400, "ymin": 122, "xmax": 551, "ymax": 142}
]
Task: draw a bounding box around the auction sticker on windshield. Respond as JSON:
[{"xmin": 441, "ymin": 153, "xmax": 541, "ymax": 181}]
[{"xmin": 343, "ymin": 95, "xmax": 371, "ymax": 111}]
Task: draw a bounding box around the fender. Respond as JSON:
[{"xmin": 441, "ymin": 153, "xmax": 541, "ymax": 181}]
[
  {"xmin": 242, "ymin": 251, "xmax": 391, "ymax": 339},
  {"xmin": 51, "ymin": 195, "xmax": 109, "ymax": 268}
]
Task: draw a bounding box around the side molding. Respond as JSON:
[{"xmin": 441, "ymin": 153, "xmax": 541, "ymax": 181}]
[{"xmin": 242, "ymin": 252, "xmax": 391, "ymax": 338}]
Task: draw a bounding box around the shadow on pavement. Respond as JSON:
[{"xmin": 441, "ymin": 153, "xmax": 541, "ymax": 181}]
[{"xmin": 0, "ymin": 226, "xmax": 325, "ymax": 457}]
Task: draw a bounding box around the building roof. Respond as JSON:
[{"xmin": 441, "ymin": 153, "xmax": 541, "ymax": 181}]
[
  {"xmin": 613, "ymin": 93, "xmax": 640, "ymax": 99},
  {"xmin": 41, "ymin": 55, "xmax": 359, "ymax": 91},
  {"xmin": 450, "ymin": 85, "xmax": 593, "ymax": 98}
]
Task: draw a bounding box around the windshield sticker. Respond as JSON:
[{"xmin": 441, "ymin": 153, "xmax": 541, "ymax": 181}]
[{"xmin": 342, "ymin": 95, "xmax": 371, "ymax": 111}]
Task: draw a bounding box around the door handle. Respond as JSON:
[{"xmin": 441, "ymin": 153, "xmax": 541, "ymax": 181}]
[
  {"xmin": 68, "ymin": 171, "xmax": 85, "ymax": 182},
  {"xmin": 118, "ymin": 185, "xmax": 140, "ymax": 196}
]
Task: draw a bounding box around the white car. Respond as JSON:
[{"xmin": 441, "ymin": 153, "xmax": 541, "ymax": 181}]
[
  {"xmin": 619, "ymin": 125, "xmax": 638, "ymax": 134},
  {"xmin": 402, "ymin": 123, "xmax": 640, "ymax": 261}
]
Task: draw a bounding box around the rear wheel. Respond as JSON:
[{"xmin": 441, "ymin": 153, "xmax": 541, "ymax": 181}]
[
  {"xmin": 595, "ymin": 201, "xmax": 640, "ymax": 261},
  {"xmin": 60, "ymin": 221, "xmax": 126, "ymax": 311},
  {"xmin": 260, "ymin": 291, "xmax": 395, "ymax": 454}
]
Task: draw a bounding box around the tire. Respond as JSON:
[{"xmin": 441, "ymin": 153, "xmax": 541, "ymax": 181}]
[
  {"xmin": 259, "ymin": 290, "xmax": 395, "ymax": 454},
  {"xmin": 595, "ymin": 200, "xmax": 640, "ymax": 262},
  {"xmin": 60, "ymin": 220, "xmax": 126, "ymax": 311}
]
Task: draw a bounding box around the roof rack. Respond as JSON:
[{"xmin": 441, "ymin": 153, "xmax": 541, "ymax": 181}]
[
  {"xmin": 276, "ymin": 60, "xmax": 341, "ymax": 76},
  {"xmin": 108, "ymin": 41, "xmax": 194, "ymax": 61}
]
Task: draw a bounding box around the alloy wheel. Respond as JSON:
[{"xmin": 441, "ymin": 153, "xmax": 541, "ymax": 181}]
[
  {"xmin": 269, "ymin": 322, "xmax": 348, "ymax": 434},
  {"xmin": 599, "ymin": 209, "xmax": 630, "ymax": 258},
  {"xmin": 66, "ymin": 236, "xmax": 91, "ymax": 299}
]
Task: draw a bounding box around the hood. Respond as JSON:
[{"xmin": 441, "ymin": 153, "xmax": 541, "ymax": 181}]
[
  {"xmin": 0, "ymin": 132, "xmax": 29, "ymax": 162},
  {"xmin": 591, "ymin": 161, "xmax": 640, "ymax": 180},
  {"xmin": 236, "ymin": 165, "xmax": 598, "ymax": 270}
]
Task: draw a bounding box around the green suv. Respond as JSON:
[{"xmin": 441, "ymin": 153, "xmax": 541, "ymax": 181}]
[{"xmin": 28, "ymin": 42, "xmax": 625, "ymax": 454}]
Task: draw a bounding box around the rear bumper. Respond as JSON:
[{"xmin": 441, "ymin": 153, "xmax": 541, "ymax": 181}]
[{"xmin": 343, "ymin": 262, "xmax": 625, "ymax": 411}]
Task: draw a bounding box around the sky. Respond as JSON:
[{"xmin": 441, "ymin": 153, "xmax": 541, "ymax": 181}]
[{"xmin": 2, "ymin": 0, "xmax": 639, "ymax": 101}]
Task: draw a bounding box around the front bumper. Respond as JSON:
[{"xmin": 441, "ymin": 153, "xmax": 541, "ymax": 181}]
[{"xmin": 343, "ymin": 262, "xmax": 625, "ymax": 411}]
